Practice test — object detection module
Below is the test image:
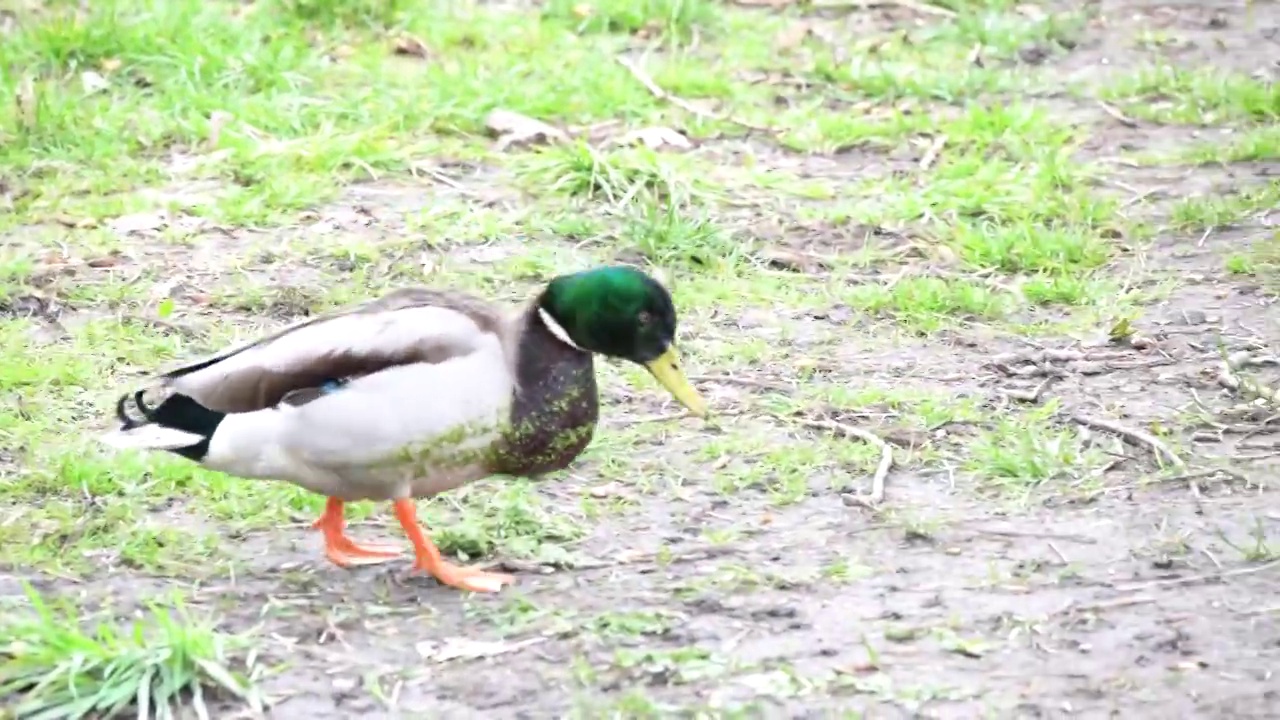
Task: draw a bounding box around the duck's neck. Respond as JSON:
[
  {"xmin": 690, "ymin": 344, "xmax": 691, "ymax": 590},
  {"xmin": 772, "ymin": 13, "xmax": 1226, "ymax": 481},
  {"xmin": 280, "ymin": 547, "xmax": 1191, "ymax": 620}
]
[{"xmin": 494, "ymin": 305, "xmax": 600, "ymax": 477}]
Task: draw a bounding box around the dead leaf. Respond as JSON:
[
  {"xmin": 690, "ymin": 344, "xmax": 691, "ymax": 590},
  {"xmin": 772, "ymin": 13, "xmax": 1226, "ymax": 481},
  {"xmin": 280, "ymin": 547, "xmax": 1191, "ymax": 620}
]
[
  {"xmin": 392, "ymin": 34, "xmax": 429, "ymax": 58},
  {"xmin": 465, "ymin": 245, "xmax": 510, "ymax": 264},
  {"xmin": 37, "ymin": 249, "xmax": 70, "ymax": 266},
  {"xmin": 484, "ymin": 109, "xmax": 568, "ymax": 151},
  {"xmin": 1129, "ymin": 334, "xmax": 1158, "ymax": 350},
  {"xmin": 634, "ymin": 19, "xmax": 664, "ymax": 39},
  {"xmin": 80, "ymin": 70, "xmax": 110, "ymax": 95},
  {"xmin": 836, "ymin": 661, "xmax": 880, "ymax": 675},
  {"xmin": 52, "ymin": 214, "xmax": 98, "ymax": 229},
  {"xmin": 930, "ymin": 244, "xmax": 958, "ymax": 266},
  {"xmin": 307, "ymin": 219, "xmax": 339, "ymax": 235},
  {"xmin": 760, "ymin": 247, "xmax": 825, "ymax": 273},
  {"xmin": 415, "ymin": 636, "xmax": 547, "ymax": 663},
  {"xmin": 571, "ymin": 3, "xmax": 593, "ymax": 18},
  {"xmin": 108, "ymin": 211, "xmax": 168, "ymax": 235},
  {"xmin": 606, "ymin": 126, "xmax": 692, "ymax": 151},
  {"xmin": 100, "ymin": 58, "xmax": 123, "ymax": 72},
  {"xmin": 86, "ymin": 255, "xmax": 120, "ymax": 268},
  {"xmin": 774, "ymin": 21, "xmax": 812, "ymax": 51},
  {"xmin": 15, "ymin": 75, "xmax": 36, "ymax": 130},
  {"xmin": 588, "ymin": 482, "xmax": 627, "ymax": 498},
  {"xmin": 882, "ymin": 428, "xmax": 932, "ymax": 448}
]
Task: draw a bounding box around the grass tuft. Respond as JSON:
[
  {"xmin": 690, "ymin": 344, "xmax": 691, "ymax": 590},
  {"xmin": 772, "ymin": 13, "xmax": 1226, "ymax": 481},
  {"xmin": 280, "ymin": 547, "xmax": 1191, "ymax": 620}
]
[
  {"xmin": 1101, "ymin": 66, "xmax": 1280, "ymax": 124},
  {"xmin": 0, "ymin": 586, "xmax": 261, "ymax": 719},
  {"xmin": 543, "ymin": 0, "xmax": 716, "ymax": 40}
]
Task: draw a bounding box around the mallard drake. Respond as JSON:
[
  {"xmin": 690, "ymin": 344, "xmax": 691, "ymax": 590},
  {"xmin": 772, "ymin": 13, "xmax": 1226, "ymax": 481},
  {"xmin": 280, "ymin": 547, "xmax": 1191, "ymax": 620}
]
[{"xmin": 99, "ymin": 266, "xmax": 707, "ymax": 593}]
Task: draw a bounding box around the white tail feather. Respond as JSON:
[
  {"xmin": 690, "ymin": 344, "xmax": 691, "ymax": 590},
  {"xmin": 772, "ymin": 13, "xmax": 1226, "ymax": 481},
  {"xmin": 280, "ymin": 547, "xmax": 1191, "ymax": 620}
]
[{"xmin": 98, "ymin": 425, "xmax": 206, "ymax": 451}]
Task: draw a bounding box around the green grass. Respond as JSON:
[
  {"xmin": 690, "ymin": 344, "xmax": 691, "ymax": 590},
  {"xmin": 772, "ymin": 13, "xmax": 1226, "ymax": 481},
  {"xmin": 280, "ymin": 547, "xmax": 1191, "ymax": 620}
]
[
  {"xmin": 1100, "ymin": 65, "xmax": 1280, "ymax": 125},
  {"xmin": 0, "ymin": 587, "xmax": 261, "ymax": 719},
  {"xmin": 1168, "ymin": 181, "xmax": 1280, "ymax": 231},
  {"xmin": 2, "ymin": 0, "xmax": 1278, "ymax": 713},
  {"xmin": 965, "ymin": 403, "xmax": 1108, "ymax": 500},
  {"xmin": 1180, "ymin": 126, "xmax": 1280, "ymax": 164},
  {"xmin": 1222, "ymin": 230, "xmax": 1280, "ymax": 292}
]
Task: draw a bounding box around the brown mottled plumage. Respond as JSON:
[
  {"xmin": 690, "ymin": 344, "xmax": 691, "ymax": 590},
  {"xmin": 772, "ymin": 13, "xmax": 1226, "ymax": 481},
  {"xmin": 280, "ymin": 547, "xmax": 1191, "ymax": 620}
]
[{"xmin": 98, "ymin": 267, "xmax": 707, "ymax": 594}]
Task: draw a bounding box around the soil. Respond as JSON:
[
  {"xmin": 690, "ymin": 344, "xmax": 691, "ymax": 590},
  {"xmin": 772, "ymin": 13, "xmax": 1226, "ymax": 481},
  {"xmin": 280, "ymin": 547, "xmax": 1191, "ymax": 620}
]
[{"xmin": 6, "ymin": 1, "xmax": 1280, "ymax": 718}]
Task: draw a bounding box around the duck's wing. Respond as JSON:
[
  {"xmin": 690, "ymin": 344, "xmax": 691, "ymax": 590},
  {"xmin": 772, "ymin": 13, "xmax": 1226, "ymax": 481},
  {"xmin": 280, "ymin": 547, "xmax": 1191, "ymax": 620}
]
[{"xmin": 157, "ymin": 288, "xmax": 513, "ymax": 414}]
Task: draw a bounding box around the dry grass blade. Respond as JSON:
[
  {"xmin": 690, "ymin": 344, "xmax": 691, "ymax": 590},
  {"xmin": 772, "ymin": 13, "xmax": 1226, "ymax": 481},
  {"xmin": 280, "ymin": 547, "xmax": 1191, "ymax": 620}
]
[
  {"xmin": 793, "ymin": 418, "xmax": 892, "ymax": 507},
  {"xmin": 1116, "ymin": 558, "xmax": 1280, "ymax": 593},
  {"xmin": 615, "ymin": 55, "xmax": 772, "ymax": 132}
]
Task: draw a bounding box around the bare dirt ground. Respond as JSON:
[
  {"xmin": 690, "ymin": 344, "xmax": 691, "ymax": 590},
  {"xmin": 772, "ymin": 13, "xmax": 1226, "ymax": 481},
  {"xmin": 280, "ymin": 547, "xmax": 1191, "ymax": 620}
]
[{"xmin": 2, "ymin": 0, "xmax": 1280, "ymax": 718}]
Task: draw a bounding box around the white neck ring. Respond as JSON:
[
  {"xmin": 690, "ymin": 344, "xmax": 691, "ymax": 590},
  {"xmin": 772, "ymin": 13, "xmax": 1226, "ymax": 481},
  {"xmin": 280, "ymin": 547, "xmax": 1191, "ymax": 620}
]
[{"xmin": 537, "ymin": 307, "xmax": 585, "ymax": 351}]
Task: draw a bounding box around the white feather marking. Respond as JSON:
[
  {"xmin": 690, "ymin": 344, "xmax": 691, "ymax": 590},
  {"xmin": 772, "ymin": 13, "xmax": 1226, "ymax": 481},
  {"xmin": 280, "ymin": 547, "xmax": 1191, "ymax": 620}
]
[
  {"xmin": 172, "ymin": 306, "xmax": 490, "ymax": 400},
  {"xmin": 98, "ymin": 425, "xmax": 206, "ymax": 451},
  {"xmin": 537, "ymin": 308, "xmax": 583, "ymax": 351}
]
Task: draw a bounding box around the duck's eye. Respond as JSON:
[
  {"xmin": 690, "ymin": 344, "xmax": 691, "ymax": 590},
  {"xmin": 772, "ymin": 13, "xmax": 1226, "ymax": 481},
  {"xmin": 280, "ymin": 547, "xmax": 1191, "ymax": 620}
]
[{"xmin": 637, "ymin": 311, "xmax": 652, "ymax": 326}]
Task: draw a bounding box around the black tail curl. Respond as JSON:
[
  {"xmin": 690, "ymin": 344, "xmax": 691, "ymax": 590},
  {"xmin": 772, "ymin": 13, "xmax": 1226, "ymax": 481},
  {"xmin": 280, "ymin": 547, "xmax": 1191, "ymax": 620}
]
[
  {"xmin": 115, "ymin": 389, "xmax": 157, "ymax": 430},
  {"xmin": 110, "ymin": 388, "xmax": 225, "ymax": 461}
]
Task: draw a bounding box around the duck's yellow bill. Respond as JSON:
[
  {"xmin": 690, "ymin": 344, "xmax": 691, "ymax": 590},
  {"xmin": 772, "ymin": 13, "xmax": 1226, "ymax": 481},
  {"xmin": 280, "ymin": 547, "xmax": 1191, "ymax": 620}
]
[{"xmin": 645, "ymin": 346, "xmax": 708, "ymax": 417}]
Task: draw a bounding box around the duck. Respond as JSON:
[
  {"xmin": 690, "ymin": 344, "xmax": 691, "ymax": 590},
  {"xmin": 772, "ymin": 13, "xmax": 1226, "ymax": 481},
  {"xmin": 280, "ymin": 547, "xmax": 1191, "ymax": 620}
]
[{"xmin": 98, "ymin": 265, "xmax": 708, "ymax": 593}]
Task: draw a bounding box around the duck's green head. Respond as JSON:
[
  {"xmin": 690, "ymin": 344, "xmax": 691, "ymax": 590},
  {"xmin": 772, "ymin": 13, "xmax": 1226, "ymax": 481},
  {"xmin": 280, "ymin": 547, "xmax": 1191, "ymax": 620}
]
[{"xmin": 539, "ymin": 266, "xmax": 707, "ymax": 417}]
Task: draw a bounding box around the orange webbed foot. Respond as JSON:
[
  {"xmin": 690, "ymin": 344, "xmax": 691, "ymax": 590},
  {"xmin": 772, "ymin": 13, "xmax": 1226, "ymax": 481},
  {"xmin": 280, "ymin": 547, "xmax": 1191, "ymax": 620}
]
[
  {"xmin": 420, "ymin": 560, "xmax": 516, "ymax": 593},
  {"xmin": 393, "ymin": 498, "xmax": 516, "ymax": 593},
  {"xmin": 314, "ymin": 497, "xmax": 403, "ymax": 568}
]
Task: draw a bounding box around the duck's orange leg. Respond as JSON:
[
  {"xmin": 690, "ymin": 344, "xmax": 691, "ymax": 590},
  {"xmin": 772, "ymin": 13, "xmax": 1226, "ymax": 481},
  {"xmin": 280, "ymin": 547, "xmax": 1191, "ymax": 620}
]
[
  {"xmin": 312, "ymin": 497, "xmax": 403, "ymax": 567},
  {"xmin": 392, "ymin": 498, "xmax": 515, "ymax": 593}
]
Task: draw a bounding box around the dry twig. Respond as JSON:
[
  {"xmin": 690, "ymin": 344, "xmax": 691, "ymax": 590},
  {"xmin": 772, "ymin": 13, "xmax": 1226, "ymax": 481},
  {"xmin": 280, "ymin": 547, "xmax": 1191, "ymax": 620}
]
[
  {"xmin": 1116, "ymin": 559, "xmax": 1280, "ymax": 593},
  {"xmin": 1071, "ymin": 412, "xmax": 1187, "ymax": 472},
  {"xmin": 1236, "ymin": 604, "xmax": 1280, "ymax": 617},
  {"xmin": 919, "ymin": 134, "xmax": 946, "ymax": 170},
  {"xmin": 1217, "ymin": 350, "xmax": 1280, "ymax": 407},
  {"xmin": 616, "ymin": 55, "xmax": 772, "ymax": 132},
  {"xmin": 795, "ymin": 418, "xmax": 892, "ymax": 508},
  {"xmin": 1096, "ymin": 99, "xmax": 1138, "ymax": 127},
  {"xmin": 1000, "ymin": 377, "xmax": 1054, "ymax": 403},
  {"xmin": 989, "ymin": 348, "xmax": 1170, "ymax": 378},
  {"xmin": 971, "ymin": 527, "xmax": 1099, "ymax": 545},
  {"xmin": 1057, "ymin": 595, "xmax": 1156, "ymax": 616},
  {"xmin": 689, "ymin": 373, "xmax": 794, "ymax": 392},
  {"xmin": 808, "ymin": 0, "xmax": 957, "ymax": 18},
  {"xmin": 992, "ymin": 349, "xmax": 1130, "ymax": 366}
]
